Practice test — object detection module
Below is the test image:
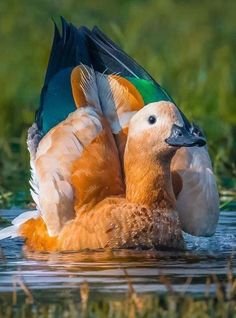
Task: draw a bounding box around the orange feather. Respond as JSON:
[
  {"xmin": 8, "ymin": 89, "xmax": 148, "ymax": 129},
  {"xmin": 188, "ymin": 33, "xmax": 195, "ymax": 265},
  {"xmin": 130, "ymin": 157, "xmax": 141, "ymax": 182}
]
[{"xmin": 72, "ymin": 118, "xmax": 125, "ymax": 215}]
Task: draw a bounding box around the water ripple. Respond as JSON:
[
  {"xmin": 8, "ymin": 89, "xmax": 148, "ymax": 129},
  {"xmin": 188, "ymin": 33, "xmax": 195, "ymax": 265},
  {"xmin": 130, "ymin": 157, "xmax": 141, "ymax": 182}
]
[{"xmin": 0, "ymin": 210, "xmax": 235, "ymax": 295}]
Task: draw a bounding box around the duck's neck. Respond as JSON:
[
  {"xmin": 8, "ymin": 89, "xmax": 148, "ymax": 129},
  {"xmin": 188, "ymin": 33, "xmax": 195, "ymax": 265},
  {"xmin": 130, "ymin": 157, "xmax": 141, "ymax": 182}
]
[{"xmin": 124, "ymin": 144, "xmax": 176, "ymax": 210}]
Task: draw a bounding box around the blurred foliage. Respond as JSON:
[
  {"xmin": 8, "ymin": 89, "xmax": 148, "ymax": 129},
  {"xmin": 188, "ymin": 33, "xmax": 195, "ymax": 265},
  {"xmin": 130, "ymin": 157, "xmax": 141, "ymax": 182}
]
[
  {"xmin": 0, "ymin": 0, "xmax": 235, "ymax": 204},
  {"xmin": 1, "ymin": 269, "xmax": 236, "ymax": 317}
]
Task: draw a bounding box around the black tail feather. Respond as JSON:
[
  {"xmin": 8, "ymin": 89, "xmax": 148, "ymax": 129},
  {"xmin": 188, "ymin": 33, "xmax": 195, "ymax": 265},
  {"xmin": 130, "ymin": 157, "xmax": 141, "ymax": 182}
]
[
  {"xmin": 88, "ymin": 26, "xmax": 192, "ymax": 129},
  {"xmin": 36, "ymin": 19, "xmax": 91, "ymax": 131},
  {"xmin": 44, "ymin": 17, "xmax": 91, "ymax": 86},
  {"xmin": 86, "ymin": 27, "xmax": 150, "ymax": 79},
  {"xmin": 87, "ymin": 26, "xmax": 174, "ymax": 102}
]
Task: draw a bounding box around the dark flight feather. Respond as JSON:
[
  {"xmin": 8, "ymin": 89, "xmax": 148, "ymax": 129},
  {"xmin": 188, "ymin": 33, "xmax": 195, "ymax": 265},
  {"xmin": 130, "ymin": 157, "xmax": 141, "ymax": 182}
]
[
  {"xmin": 36, "ymin": 18, "xmax": 91, "ymax": 134},
  {"xmin": 86, "ymin": 26, "xmax": 191, "ymax": 129}
]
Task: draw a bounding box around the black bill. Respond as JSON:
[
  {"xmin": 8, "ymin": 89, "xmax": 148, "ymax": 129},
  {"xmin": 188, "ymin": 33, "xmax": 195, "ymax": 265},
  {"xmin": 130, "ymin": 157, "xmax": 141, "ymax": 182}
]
[{"xmin": 165, "ymin": 124, "xmax": 206, "ymax": 147}]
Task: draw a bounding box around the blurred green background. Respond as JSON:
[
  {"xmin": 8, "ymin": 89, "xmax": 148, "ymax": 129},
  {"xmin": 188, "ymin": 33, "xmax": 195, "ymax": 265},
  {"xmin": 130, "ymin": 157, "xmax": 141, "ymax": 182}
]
[{"xmin": 0, "ymin": 0, "xmax": 235, "ymax": 206}]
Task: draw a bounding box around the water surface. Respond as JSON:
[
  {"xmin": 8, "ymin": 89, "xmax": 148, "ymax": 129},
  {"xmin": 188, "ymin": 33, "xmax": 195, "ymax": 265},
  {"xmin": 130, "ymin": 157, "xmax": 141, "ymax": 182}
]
[{"xmin": 0, "ymin": 209, "xmax": 235, "ymax": 298}]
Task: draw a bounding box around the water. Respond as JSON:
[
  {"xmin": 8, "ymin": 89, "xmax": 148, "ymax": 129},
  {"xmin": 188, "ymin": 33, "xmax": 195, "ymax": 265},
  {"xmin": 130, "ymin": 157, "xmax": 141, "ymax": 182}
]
[{"xmin": 0, "ymin": 209, "xmax": 235, "ymax": 298}]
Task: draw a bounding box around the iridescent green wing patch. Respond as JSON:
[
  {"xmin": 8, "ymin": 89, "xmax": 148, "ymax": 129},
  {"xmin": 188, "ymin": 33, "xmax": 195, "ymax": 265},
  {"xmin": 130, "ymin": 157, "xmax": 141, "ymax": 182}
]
[{"xmin": 126, "ymin": 77, "xmax": 174, "ymax": 105}]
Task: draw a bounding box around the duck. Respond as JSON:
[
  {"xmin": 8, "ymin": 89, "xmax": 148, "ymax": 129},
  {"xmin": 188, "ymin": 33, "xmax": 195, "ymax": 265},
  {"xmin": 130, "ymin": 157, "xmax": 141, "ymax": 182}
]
[
  {"xmin": 1, "ymin": 97, "xmax": 205, "ymax": 252},
  {"xmin": 0, "ymin": 18, "xmax": 219, "ymax": 251}
]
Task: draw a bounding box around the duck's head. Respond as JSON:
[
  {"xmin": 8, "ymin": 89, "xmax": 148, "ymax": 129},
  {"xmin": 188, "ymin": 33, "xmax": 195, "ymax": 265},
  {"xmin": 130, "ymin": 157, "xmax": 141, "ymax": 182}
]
[{"xmin": 127, "ymin": 101, "xmax": 206, "ymax": 160}]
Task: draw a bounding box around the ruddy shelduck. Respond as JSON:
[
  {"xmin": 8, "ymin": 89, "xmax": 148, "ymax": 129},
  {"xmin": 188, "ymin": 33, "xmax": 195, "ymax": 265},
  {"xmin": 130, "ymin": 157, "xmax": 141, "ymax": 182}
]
[{"xmin": 0, "ymin": 19, "xmax": 219, "ymax": 251}]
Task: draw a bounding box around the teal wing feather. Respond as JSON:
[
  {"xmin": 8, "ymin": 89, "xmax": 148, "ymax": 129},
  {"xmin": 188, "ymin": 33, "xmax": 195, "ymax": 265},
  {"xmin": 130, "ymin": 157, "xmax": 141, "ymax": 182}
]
[{"xmin": 36, "ymin": 18, "xmax": 91, "ymax": 136}]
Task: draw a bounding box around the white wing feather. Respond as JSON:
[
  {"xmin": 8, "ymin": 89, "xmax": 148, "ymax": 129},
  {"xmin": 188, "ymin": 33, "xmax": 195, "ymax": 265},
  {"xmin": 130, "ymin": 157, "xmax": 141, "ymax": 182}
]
[
  {"xmin": 24, "ymin": 67, "xmax": 103, "ymax": 237},
  {"xmin": 96, "ymin": 72, "xmax": 138, "ymax": 133},
  {"xmin": 34, "ymin": 107, "xmax": 103, "ymax": 237},
  {"xmin": 172, "ymin": 146, "xmax": 220, "ymax": 236},
  {"xmin": 0, "ymin": 210, "xmax": 39, "ymax": 240}
]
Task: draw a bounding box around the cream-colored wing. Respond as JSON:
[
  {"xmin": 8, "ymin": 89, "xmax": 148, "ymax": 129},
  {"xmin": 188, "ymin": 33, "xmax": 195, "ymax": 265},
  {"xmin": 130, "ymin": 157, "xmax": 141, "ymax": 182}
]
[
  {"xmin": 27, "ymin": 66, "xmax": 125, "ymax": 237},
  {"xmin": 28, "ymin": 107, "xmax": 103, "ymax": 237},
  {"xmin": 171, "ymin": 146, "xmax": 219, "ymax": 236}
]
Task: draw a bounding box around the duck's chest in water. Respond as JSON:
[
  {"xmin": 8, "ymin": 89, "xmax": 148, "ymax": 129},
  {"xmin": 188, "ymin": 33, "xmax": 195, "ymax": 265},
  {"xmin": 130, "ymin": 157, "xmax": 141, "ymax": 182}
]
[{"xmin": 100, "ymin": 204, "xmax": 185, "ymax": 250}]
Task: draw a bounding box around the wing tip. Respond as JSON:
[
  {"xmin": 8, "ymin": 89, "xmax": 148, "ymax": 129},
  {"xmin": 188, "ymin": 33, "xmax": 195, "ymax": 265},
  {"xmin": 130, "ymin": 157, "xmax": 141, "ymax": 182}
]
[
  {"xmin": 0, "ymin": 225, "xmax": 18, "ymax": 240},
  {"xmin": 0, "ymin": 210, "xmax": 39, "ymax": 241}
]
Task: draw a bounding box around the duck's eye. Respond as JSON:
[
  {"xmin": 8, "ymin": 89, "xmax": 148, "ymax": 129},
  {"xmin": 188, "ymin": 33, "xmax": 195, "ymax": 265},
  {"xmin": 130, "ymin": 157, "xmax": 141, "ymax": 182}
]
[{"xmin": 148, "ymin": 115, "xmax": 156, "ymax": 125}]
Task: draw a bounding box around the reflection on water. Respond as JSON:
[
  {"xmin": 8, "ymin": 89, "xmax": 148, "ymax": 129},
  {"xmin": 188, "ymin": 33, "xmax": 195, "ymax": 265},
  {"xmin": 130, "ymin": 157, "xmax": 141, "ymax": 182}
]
[{"xmin": 0, "ymin": 209, "xmax": 235, "ymax": 296}]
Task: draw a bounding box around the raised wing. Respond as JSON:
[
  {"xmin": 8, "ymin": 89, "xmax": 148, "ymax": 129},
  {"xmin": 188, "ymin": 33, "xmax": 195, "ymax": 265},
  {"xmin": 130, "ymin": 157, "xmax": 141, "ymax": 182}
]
[
  {"xmin": 27, "ymin": 19, "xmax": 99, "ymax": 236},
  {"xmin": 29, "ymin": 62, "xmax": 124, "ymax": 236},
  {"xmin": 30, "ymin": 107, "xmax": 102, "ymax": 236},
  {"xmin": 171, "ymin": 146, "xmax": 219, "ymax": 236}
]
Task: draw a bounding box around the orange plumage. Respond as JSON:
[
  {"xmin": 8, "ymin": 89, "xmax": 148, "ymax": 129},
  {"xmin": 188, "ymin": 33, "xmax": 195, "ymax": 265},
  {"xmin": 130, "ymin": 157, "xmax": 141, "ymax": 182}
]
[
  {"xmin": 0, "ymin": 20, "xmax": 219, "ymax": 251},
  {"xmin": 20, "ymin": 98, "xmax": 189, "ymax": 252}
]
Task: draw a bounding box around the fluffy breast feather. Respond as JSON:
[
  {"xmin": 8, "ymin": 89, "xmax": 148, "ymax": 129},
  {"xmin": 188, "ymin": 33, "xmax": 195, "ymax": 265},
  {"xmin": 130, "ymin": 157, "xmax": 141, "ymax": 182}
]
[{"xmin": 20, "ymin": 198, "xmax": 184, "ymax": 252}]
